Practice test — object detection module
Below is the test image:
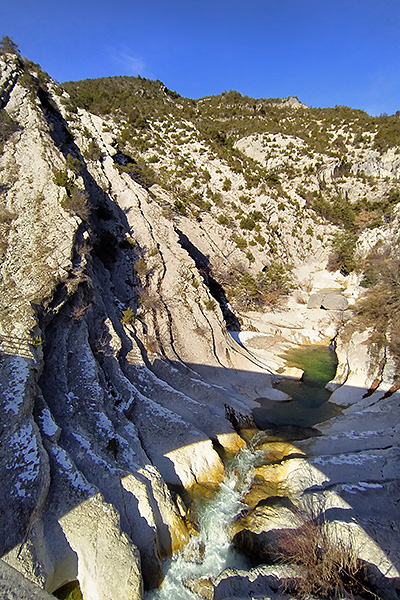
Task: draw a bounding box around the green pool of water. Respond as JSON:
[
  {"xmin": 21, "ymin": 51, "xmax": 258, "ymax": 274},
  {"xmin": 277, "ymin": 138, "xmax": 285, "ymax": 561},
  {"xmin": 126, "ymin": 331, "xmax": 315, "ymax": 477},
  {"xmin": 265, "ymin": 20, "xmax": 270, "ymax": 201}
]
[
  {"xmin": 279, "ymin": 344, "xmax": 338, "ymax": 387},
  {"xmin": 253, "ymin": 345, "xmax": 341, "ymax": 430}
]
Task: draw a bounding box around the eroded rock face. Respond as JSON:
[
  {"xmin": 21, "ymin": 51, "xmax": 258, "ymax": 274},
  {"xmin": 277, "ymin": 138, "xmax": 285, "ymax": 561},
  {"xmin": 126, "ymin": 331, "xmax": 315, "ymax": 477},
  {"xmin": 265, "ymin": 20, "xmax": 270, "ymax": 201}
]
[
  {"xmin": 0, "ymin": 55, "xmax": 264, "ymax": 597},
  {"xmin": 1, "ymin": 53, "xmax": 400, "ymax": 600},
  {"xmin": 0, "ymin": 560, "xmax": 55, "ymax": 600}
]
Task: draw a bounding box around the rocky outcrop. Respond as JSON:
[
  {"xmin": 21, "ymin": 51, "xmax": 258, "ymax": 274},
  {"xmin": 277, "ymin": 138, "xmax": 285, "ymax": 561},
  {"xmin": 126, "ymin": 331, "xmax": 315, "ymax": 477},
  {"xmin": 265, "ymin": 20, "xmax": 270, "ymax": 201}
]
[
  {"xmin": 232, "ymin": 456, "xmax": 400, "ymax": 598},
  {"xmin": 234, "ymin": 324, "xmax": 400, "ymax": 595},
  {"xmin": 59, "ymin": 495, "xmax": 143, "ymax": 600}
]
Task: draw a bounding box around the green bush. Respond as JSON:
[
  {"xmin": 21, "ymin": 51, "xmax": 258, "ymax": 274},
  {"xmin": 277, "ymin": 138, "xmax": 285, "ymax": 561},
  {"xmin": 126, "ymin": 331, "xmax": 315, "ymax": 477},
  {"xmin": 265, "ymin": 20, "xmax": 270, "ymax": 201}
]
[
  {"xmin": 204, "ymin": 299, "xmax": 216, "ymax": 310},
  {"xmin": 114, "ymin": 160, "xmax": 157, "ymax": 189},
  {"xmin": 30, "ymin": 334, "xmax": 43, "ymax": 347},
  {"xmin": 254, "ymin": 233, "xmax": 266, "ymax": 246},
  {"xmin": 0, "ymin": 207, "xmax": 15, "ymax": 254},
  {"xmin": 189, "ymin": 192, "xmax": 211, "ymax": 212},
  {"xmin": 60, "ymin": 187, "xmax": 89, "ymax": 220},
  {"xmin": 328, "ymin": 232, "xmax": 358, "ymax": 275},
  {"xmin": 240, "ymin": 216, "xmax": 256, "ymax": 230},
  {"xmin": 374, "ymin": 113, "xmax": 400, "ymax": 152},
  {"xmin": 249, "ymin": 210, "xmax": 266, "ymax": 222},
  {"xmin": 265, "ymin": 172, "xmax": 281, "ymax": 186},
  {"xmin": 121, "ymin": 307, "xmax": 135, "ymax": 325},
  {"xmin": 83, "ymin": 139, "xmax": 102, "ymax": 161},
  {"xmin": 261, "ymin": 262, "xmax": 293, "ymax": 294},
  {"xmin": 0, "ymin": 36, "xmax": 20, "ymax": 55},
  {"xmin": 0, "ymin": 109, "xmax": 19, "ymax": 152},
  {"xmin": 222, "ymin": 177, "xmax": 232, "ymax": 191},
  {"xmin": 53, "ymin": 170, "xmax": 74, "ymax": 191},
  {"xmin": 246, "ymin": 250, "xmax": 255, "ymax": 263},
  {"xmin": 217, "ymin": 214, "xmax": 231, "ymax": 226},
  {"xmin": 310, "ymin": 192, "xmax": 356, "ymax": 231},
  {"xmin": 134, "ymin": 256, "xmax": 147, "ymax": 279},
  {"xmin": 232, "ymin": 263, "xmax": 293, "ymax": 309},
  {"xmin": 66, "ymin": 153, "xmax": 82, "ymax": 174},
  {"xmin": 232, "ymin": 234, "xmax": 247, "ymax": 249},
  {"xmin": 174, "ymin": 199, "xmax": 187, "ymax": 215}
]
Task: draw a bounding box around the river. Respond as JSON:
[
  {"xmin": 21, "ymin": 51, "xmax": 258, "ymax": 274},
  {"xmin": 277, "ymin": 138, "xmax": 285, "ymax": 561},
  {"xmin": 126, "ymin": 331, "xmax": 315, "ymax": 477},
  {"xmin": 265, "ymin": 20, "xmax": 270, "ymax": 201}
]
[{"xmin": 146, "ymin": 446, "xmax": 261, "ymax": 600}]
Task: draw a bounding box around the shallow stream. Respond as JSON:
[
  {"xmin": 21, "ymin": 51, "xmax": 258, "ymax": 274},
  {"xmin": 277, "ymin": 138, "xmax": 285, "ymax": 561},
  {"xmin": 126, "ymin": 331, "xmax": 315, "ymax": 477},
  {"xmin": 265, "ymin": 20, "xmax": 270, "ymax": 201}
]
[
  {"xmin": 146, "ymin": 447, "xmax": 259, "ymax": 600},
  {"xmin": 147, "ymin": 344, "xmax": 341, "ymax": 598}
]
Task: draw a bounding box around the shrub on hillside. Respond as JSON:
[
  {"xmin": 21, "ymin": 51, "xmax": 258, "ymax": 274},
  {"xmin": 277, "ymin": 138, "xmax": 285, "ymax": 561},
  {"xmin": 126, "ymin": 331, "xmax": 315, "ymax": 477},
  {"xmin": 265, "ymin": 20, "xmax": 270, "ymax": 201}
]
[
  {"xmin": 327, "ymin": 232, "xmax": 358, "ymax": 275},
  {"xmin": 134, "ymin": 257, "xmax": 147, "ymax": 280},
  {"xmin": 121, "ymin": 307, "xmax": 135, "ymax": 325},
  {"xmin": 232, "ymin": 234, "xmax": 247, "ymax": 249},
  {"xmin": 60, "ymin": 187, "xmax": 89, "ymax": 220},
  {"xmin": 240, "ymin": 216, "xmax": 256, "ymax": 230},
  {"xmin": 53, "ymin": 169, "xmax": 74, "ymax": 191},
  {"xmin": 222, "ymin": 177, "xmax": 232, "ymax": 191},
  {"xmin": 355, "ymin": 249, "xmax": 400, "ymax": 375},
  {"xmin": 0, "ymin": 206, "xmax": 15, "ymax": 255},
  {"xmin": 66, "ymin": 153, "xmax": 83, "ymax": 174},
  {"xmin": 114, "ymin": 159, "xmax": 157, "ymax": 189},
  {"xmin": 217, "ymin": 213, "xmax": 232, "ymax": 227},
  {"xmin": 0, "ymin": 109, "xmax": 19, "ymax": 152},
  {"xmin": 232, "ymin": 262, "xmax": 293, "ymax": 309},
  {"xmin": 0, "ymin": 36, "xmax": 20, "ymax": 56},
  {"xmin": 274, "ymin": 500, "xmax": 375, "ymax": 600}
]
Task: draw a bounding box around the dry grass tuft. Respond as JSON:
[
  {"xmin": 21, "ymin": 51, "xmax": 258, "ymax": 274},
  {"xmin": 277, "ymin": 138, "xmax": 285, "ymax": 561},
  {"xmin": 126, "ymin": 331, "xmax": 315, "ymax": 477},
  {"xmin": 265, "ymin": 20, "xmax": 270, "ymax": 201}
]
[{"xmin": 276, "ymin": 502, "xmax": 379, "ymax": 599}]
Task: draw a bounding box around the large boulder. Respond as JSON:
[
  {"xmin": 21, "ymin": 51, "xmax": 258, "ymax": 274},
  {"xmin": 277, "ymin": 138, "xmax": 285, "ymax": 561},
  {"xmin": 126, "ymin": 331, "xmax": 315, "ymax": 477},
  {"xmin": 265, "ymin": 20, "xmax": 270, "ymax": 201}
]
[
  {"xmin": 232, "ymin": 502, "xmax": 299, "ymax": 563},
  {"xmin": 307, "ymin": 292, "xmax": 349, "ymax": 310},
  {"xmin": 59, "ymin": 494, "xmax": 143, "ymax": 600},
  {"xmin": 321, "ymin": 293, "xmax": 349, "ymax": 311},
  {"xmin": 307, "ymin": 292, "xmax": 325, "ymax": 309},
  {"xmin": 213, "ymin": 564, "xmax": 303, "ymax": 600}
]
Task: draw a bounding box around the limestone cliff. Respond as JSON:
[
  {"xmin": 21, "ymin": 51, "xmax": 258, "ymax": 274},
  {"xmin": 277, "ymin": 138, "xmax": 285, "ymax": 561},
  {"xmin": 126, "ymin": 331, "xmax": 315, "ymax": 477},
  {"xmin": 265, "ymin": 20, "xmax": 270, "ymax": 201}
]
[{"xmin": 0, "ymin": 52, "xmax": 399, "ymax": 599}]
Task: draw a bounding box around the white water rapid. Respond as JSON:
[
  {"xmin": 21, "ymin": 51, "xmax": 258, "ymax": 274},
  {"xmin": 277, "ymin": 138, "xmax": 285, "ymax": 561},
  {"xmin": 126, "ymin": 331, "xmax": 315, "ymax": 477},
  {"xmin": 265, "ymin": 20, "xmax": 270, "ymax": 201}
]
[{"xmin": 147, "ymin": 446, "xmax": 259, "ymax": 600}]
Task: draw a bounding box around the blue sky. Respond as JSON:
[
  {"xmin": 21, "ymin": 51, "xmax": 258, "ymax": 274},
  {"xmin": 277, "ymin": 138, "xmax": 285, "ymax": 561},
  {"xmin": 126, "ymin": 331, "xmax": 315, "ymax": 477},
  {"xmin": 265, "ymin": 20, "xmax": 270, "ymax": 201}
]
[{"xmin": 1, "ymin": 0, "xmax": 399, "ymax": 115}]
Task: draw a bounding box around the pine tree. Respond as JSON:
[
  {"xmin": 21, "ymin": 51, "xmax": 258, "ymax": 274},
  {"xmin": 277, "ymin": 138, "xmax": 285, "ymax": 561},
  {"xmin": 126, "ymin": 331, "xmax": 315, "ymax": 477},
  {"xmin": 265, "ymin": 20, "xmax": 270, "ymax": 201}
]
[{"xmin": 0, "ymin": 36, "xmax": 20, "ymax": 56}]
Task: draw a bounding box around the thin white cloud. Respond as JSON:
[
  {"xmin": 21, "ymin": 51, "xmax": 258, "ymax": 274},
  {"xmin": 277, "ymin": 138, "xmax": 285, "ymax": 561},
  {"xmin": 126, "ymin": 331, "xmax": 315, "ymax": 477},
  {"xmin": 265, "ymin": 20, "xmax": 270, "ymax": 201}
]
[
  {"xmin": 108, "ymin": 46, "xmax": 148, "ymax": 77},
  {"xmin": 118, "ymin": 51, "xmax": 147, "ymax": 76}
]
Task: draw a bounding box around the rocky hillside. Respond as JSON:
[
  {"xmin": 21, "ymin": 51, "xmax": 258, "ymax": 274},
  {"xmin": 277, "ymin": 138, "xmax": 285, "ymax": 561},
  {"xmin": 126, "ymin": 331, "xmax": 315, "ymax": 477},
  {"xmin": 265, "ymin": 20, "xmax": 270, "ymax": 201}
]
[{"xmin": 0, "ymin": 47, "xmax": 399, "ymax": 600}]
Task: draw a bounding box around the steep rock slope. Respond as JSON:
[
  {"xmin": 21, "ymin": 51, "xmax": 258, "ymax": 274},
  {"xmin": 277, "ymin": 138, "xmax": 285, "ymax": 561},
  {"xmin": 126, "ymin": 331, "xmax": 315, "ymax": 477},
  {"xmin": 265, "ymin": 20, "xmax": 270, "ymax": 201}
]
[
  {"xmin": 1, "ymin": 53, "xmax": 399, "ymax": 599},
  {"xmin": 0, "ymin": 54, "xmax": 267, "ymax": 599}
]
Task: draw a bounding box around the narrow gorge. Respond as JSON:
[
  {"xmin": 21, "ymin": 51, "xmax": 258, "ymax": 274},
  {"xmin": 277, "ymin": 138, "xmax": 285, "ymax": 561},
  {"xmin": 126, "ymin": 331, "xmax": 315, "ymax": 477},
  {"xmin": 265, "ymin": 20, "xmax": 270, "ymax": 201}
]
[{"xmin": 0, "ymin": 50, "xmax": 399, "ymax": 599}]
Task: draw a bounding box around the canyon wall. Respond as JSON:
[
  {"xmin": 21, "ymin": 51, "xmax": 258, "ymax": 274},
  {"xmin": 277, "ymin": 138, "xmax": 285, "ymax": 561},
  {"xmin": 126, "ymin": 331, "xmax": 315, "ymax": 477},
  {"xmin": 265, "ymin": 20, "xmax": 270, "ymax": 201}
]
[{"xmin": 0, "ymin": 54, "xmax": 399, "ymax": 598}]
